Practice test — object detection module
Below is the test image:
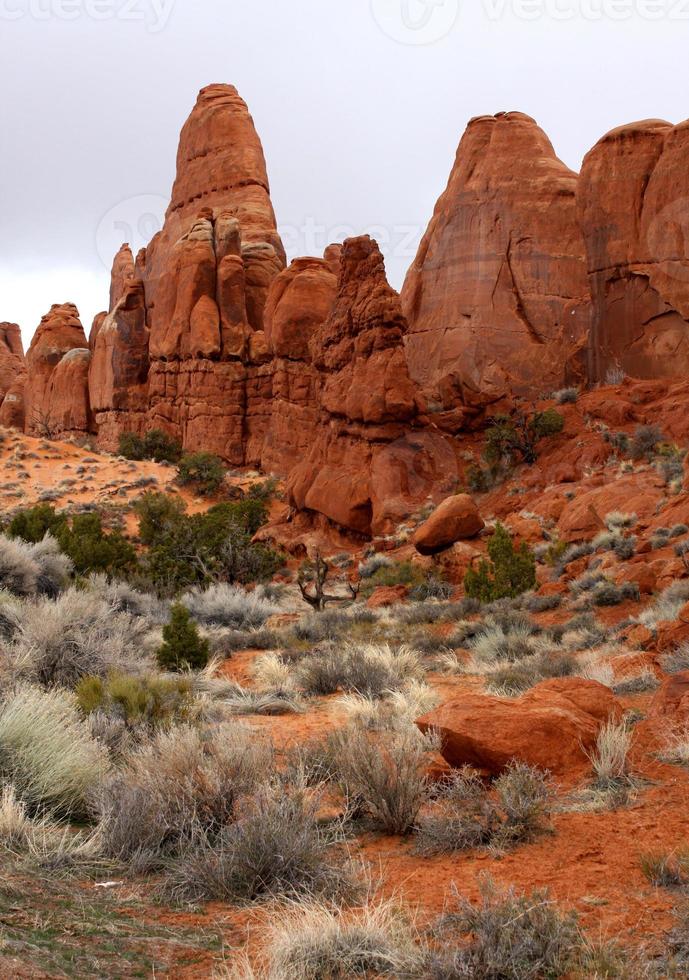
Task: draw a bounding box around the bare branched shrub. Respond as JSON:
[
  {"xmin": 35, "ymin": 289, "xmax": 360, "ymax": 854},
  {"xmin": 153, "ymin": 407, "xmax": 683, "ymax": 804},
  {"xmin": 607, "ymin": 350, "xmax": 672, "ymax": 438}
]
[
  {"xmin": 328, "ymin": 726, "xmax": 434, "ymax": 834},
  {"xmin": 0, "ymin": 685, "xmax": 109, "ymax": 818},
  {"xmin": 430, "ymin": 876, "xmax": 582, "ymax": 979},
  {"xmin": 163, "ymin": 782, "xmax": 358, "ymax": 905},
  {"xmin": 181, "ymin": 583, "xmax": 279, "ymax": 629},
  {"xmin": 416, "ymin": 762, "xmax": 550, "ymax": 856},
  {"xmin": 96, "ymin": 723, "xmax": 272, "ymax": 870}
]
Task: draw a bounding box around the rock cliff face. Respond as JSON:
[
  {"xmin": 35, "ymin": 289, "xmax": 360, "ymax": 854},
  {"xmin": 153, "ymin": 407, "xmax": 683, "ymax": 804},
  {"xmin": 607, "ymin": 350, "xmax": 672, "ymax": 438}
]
[
  {"xmin": 24, "ymin": 304, "xmax": 91, "ymax": 439},
  {"xmin": 288, "ymin": 236, "xmax": 459, "ymax": 537},
  {"xmin": 402, "ymin": 112, "xmax": 591, "ymax": 412},
  {"xmin": 0, "ymin": 323, "xmax": 26, "ymax": 430},
  {"xmin": 579, "ymin": 119, "xmax": 689, "ymax": 381},
  {"xmin": 13, "ymin": 89, "xmax": 689, "ymax": 538}
]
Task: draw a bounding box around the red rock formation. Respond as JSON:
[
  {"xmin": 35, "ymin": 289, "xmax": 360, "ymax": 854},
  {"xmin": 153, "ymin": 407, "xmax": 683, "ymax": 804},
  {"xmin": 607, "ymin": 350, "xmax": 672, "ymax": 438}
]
[
  {"xmin": 579, "ymin": 119, "xmax": 689, "ymax": 381},
  {"xmin": 89, "ymin": 277, "xmax": 150, "ymax": 451},
  {"xmin": 135, "ymin": 85, "xmax": 286, "ymax": 461},
  {"xmin": 0, "ymin": 323, "xmax": 26, "ymax": 430},
  {"xmin": 416, "ymin": 678, "xmax": 621, "ymax": 781},
  {"xmin": 288, "ymin": 236, "xmax": 459, "ymax": 536},
  {"xmin": 24, "ymin": 304, "xmax": 89, "ymax": 437},
  {"xmin": 261, "ymin": 253, "xmax": 339, "ymax": 474},
  {"xmin": 402, "ymin": 112, "xmax": 591, "ymax": 413}
]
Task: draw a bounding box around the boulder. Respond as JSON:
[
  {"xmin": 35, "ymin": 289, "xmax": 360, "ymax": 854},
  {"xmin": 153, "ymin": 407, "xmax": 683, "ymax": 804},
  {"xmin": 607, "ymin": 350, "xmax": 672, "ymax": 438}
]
[
  {"xmin": 413, "ymin": 494, "xmax": 484, "ymax": 555},
  {"xmin": 416, "ymin": 678, "xmax": 621, "ymax": 780}
]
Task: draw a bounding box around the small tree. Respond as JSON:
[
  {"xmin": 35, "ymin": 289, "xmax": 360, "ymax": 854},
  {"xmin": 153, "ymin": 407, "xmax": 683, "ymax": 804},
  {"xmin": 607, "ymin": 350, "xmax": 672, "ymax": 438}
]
[
  {"xmin": 464, "ymin": 523, "xmax": 536, "ymax": 603},
  {"xmin": 485, "ymin": 408, "xmax": 564, "ymax": 467},
  {"xmin": 177, "ymin": 453, "xmax": 226, "ymax": 496},
  {"xmin": 157, "ymin": 604, "xmax": 209, "ymax": 672}
]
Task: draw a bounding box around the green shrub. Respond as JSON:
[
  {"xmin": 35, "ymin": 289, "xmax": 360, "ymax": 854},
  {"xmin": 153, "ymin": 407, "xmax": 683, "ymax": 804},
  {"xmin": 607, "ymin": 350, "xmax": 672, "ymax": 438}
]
[
  {"xmin": 135, "ymin": 493, "xmax": 280, "ymax": 594},
  {"xmin": 76, "ymin": 672, "xmax": 195, "ymax": 730},
  {"xmin": 118, "ymin": 428, "xmax": 182, "ymax": 463},
  {"xmin": 177, "ymin": 452, "xmax": 226, "ymax": 496},
  {"xmin": 485, "ymin": 408, "xmax": 565, "ymax": 467},
  {"xmin": 361, "ymin": 560, "xmax": 447, "ymax": 600},
  {"xmin": 157, "ymin": 604, "xmax": 209, "ymax": 672},
  {"xmin": 56, "ymin": 513, "xmax": 136, "ymax": 577},
  {"xmin": 7, "ymin": 503, "xmax": 67, "ymax": 544},
  {"xmin": 464, "ymin": 524, "xmax": 536, "ymax": 603}
]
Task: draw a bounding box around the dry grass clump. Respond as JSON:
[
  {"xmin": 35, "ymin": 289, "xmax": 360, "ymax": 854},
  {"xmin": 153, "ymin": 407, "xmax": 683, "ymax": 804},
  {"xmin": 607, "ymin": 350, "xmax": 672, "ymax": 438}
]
[
  {"xmin": 640, "ymin": 849, "xmax": 689, "ymax": 889},
  {"xmin": 468, "ymin": 615, "xmax": 540, "ymax": 665},
  {"xmin": 658, "ymin": 726, "xmax": 689, "ymax": 767},
  {"xmin": 0, "ymin": 533, "xmax": 72, "ymax": 598},
  {"xmin": 0, "ymin": 685, "xmax": 109, "ymax": 818},
  {"xmin": 219, "ymin": 681, "xmax": 305, "ymax": 717},
  {"xmin": 96, "ymin": 723, "xmax": 271, "ymax": 870},
  {"xmin": 163, "ymin": 782, "xmax": 358, "ymax": 905},
  {"xmin": 236, "ymin": 898, "xmax": 425, "ymax": 979},
  {"xmin": 338, "ymin": 681, "xmax": 439, "ymax": 733},
  {"xmin": 487, "ymin": 651, "xmax": 578, "ymax": 696},
  {"xmin": 612, "ymin": 669, "xmax": 659, "ymax": 695},
  {"xmin": 660, "ymin": 644, "xmax": 689, "ymax": 675},
  {"xmin": 181, "ymin": 583, "xmax": 279, "ymax": 630},
  {"xmin": 416, "ymin": 762, "xmax": 551, "ymax": 856},
  {"xmin": 296, "ymin": 643, "xmax": 423, "ymax": 698},
  {"xmin": 7, "ymin": 589, "xmax": 147, "ymax": 689},
  {"xmin": 587, "ymin": 719, "xmax": 633, "ymax": 790},
  {"xmin": 327, "ymin": 726, "xmax": 436, "ymax": 834},
  {"xmin": 638, "ymin": 581, "xmax": 689, "ymax": 629}
]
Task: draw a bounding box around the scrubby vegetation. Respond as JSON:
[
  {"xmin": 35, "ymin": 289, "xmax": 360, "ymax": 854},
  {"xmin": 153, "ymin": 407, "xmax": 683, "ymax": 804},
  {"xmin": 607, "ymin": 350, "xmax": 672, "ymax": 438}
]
[
  {"xmin": 176, "ymin": 451, "xmax": 227, "ymax": 496},
  {"xmin": 118, "ymin": 428, "xmax": 182, "ymax": 464},
  {"xmin": 464, "ymin": 523, "xmax": 537, "ymax": 602}
]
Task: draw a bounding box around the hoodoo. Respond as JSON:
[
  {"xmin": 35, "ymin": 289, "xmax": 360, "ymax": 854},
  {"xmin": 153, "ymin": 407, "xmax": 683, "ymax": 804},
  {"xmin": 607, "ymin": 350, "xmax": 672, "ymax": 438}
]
[{"xmin": 11, "ymin": 88, "xmax": 689, "ymax": 537}]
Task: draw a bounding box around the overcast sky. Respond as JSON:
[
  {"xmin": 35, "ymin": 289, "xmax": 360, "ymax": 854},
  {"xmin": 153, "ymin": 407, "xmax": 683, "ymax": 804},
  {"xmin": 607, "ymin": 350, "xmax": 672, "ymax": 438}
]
[{"xmin": 2, "ymin": 0, "xmax": 689, "ymax": 347}]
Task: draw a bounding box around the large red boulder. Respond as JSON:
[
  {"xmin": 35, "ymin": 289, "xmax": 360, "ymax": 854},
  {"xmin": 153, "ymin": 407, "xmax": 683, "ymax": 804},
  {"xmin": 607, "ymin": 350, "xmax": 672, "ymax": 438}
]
[
  {"xmin": 413, "ymin": 494, "xmax": 484, "ymax": 555},
  {"xmin": 402, "ymin": 111, "xmax": 591, "ymax": 411},
  {"xmin": 416, "ymin": 678, "xmax": 621, "ymax": 780}
]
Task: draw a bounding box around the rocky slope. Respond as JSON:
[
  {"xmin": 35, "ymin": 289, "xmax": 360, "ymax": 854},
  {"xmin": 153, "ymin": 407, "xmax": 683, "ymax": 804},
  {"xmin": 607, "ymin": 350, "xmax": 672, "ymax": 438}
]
[{"xmin": 9, "ymin": 87, "xmax": 689, "ymax": 537}]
